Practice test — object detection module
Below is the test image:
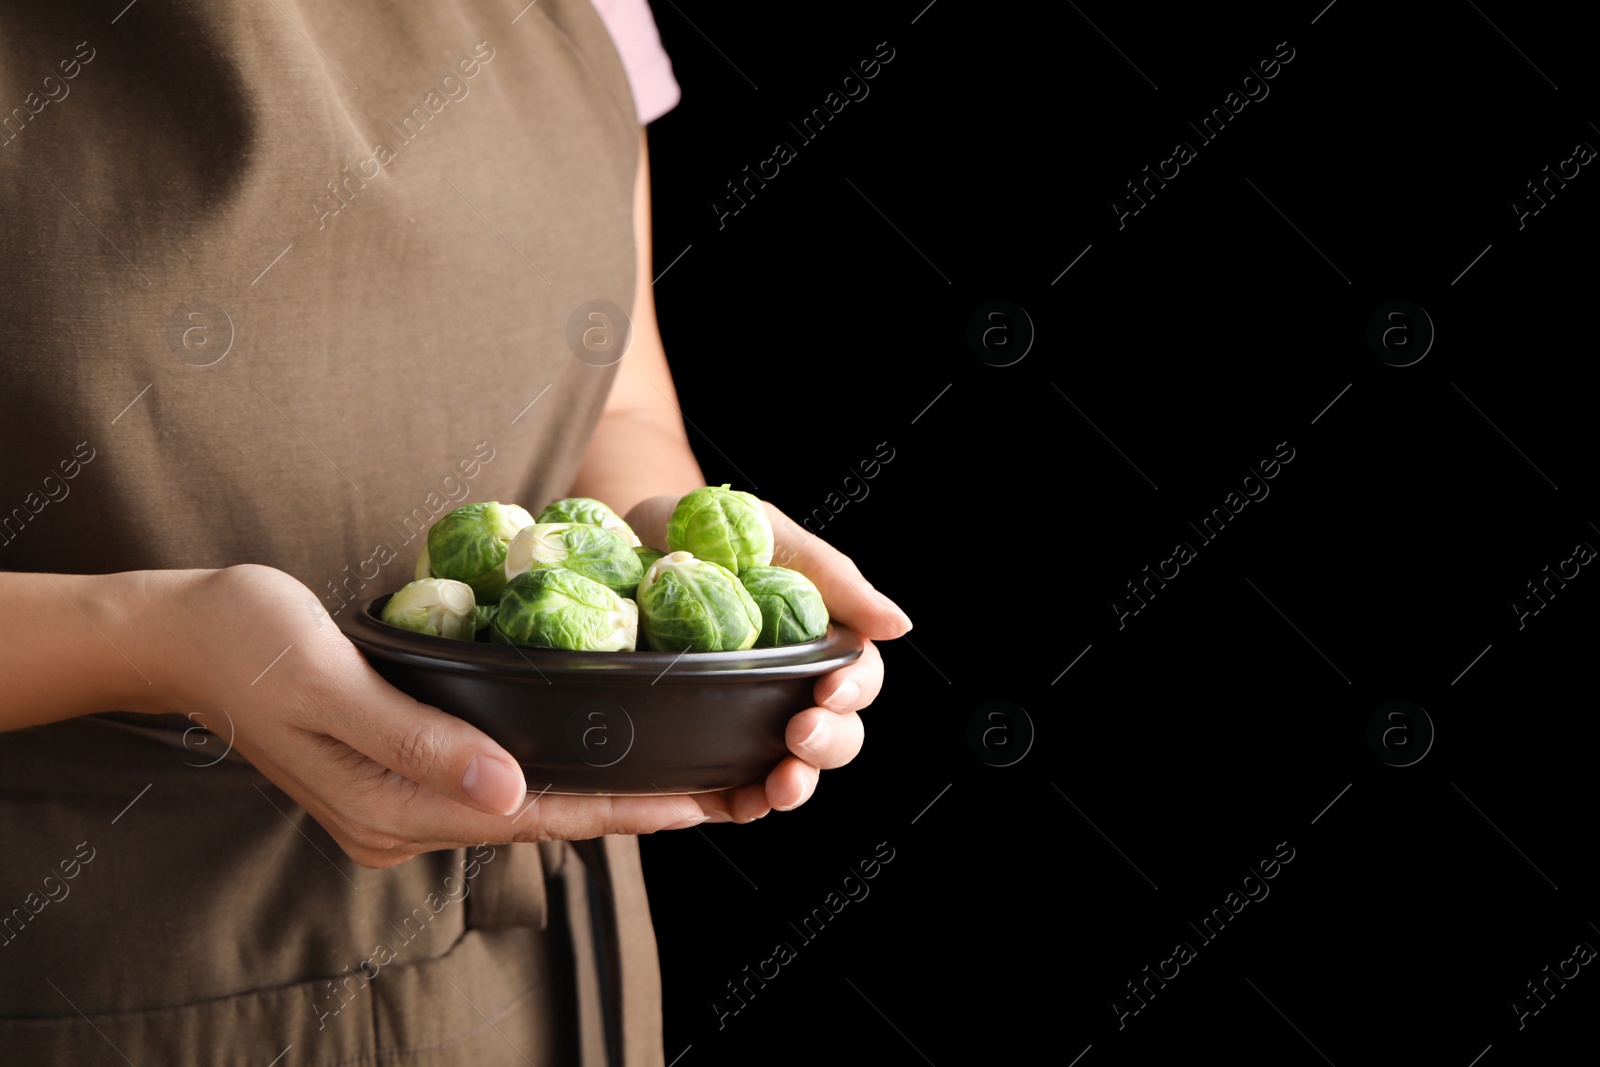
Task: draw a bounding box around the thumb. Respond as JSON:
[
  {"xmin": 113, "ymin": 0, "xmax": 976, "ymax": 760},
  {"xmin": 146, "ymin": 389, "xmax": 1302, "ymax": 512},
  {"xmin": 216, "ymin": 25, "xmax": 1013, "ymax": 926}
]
[
  {"xmin": 330, "ymin": 686, "xmax": 529, "ymax": 817},
  {"xmin": 764, "ymin": 503, "xmax": 912, "ymax": 641}
]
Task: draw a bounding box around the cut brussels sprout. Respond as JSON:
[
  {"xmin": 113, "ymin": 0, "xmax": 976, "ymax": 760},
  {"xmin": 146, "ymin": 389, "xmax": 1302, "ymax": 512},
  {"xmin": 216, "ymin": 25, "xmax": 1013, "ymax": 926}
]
[
  {"xmin": 636, "ymin": 551, "xmax": 761, "ymax": 652},
  {"xmin": 491, "ymin": 567, "xmax": 639, "ymax": 651},
  {"xmin": 424, "ymin": 502, "xmax": 534, "ymax": 602},
  {"xmin": 739, "ymin": 565, "xmax": 829, "ymax": 647},
  {"xmin": 380, "ymin": 578, "xmax": 477, "ymax": 641},
  {"xmin": 503, "ymin": 522, "xmax": 643, "ymax": 598},
  {"xmin": 666, "ymin": 485, "xmax": 774, "ymax": 574},
  {"xmin": 536, "ymin": 497, "xmax": 642, "ymax": 547}
]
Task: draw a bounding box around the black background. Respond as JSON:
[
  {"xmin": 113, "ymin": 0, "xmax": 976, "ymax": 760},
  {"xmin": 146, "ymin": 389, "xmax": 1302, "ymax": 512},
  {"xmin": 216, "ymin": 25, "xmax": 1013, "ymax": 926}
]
[{"xmin": 635, "ymin": 2, "xmax": 1598, "ymax": 1065}]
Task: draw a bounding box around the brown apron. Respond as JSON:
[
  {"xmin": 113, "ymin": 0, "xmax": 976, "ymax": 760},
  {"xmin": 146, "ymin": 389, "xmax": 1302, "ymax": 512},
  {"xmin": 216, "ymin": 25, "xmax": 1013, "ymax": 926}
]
[{"xmin": 0, "ymin": 1, "xmax": 659, "ymax": 1063}]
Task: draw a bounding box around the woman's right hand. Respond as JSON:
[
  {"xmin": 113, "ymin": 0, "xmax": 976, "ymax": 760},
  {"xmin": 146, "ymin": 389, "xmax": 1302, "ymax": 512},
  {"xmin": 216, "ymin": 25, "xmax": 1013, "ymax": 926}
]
[{"xmin": 138, "ymin": 564, "xmax": 727, "ymax": 867}]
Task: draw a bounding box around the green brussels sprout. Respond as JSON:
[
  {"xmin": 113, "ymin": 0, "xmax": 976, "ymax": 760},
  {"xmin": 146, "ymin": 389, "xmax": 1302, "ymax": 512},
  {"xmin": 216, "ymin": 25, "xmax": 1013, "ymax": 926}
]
[
  {"xmin": 472, "ymin": 603, "xmax": 498, "ymax": 632},
  {"xmin": 634, "ymin": 545, "xmax": 666, "ymax": 577},
  {"xmin": 503, "ymin": 522, "xmax": 643, "ymax": 598},
  {"xmin": 739, "ymin": 565, "xmax": 829, "ymax": 647},
  {"xmin": 536, "ymin": 497, "xmax": 642, "ymax": 547},
  {"xmin": 636, "ymin": 550, "xmax": 761, "ymax": 652},
  {"xmin": 424, "ymin": 502, "xmax": 534, "ymax": 602},
  {"xmin": 491, "ymin": 567, "xmax": 638, "ymax": 651},
  {"xmin": 666, "ymin": 484, "xmax": 774, "ymax": 574},
  {"xmin": 380, "ymin": 578, "xmax": 477, "ymax": 640}
]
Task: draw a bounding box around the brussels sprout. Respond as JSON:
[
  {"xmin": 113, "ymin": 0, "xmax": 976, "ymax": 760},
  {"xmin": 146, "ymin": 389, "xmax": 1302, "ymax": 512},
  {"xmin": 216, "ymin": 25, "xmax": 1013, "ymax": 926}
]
[
  {"xmin": 380, "ymin": 578, "xmax": 477, "ymax": 640},
  {"xmin": 636, "ymin": 551, "xmax": 761, "ymax": 652},
  {"xmin": 503, "ymin": 523, "xmax": 643, "ymax": 598},
  {"xmin": 491, "ymin": 567, "xmax": 639, "ymax": 651},
  {"xmin": 666, "ymin": 484, "xmax": 774, "ymax": 574},
  {"xmin": 424, "ymin": 502, "xmax": 534, "ymax": 602},
  {"xmin": 739, "ymin": 565, "xmax": 829, "ymax": 647},
  {"xmin": 472, "ymin": 603, "xmax": 498, "ymax": 632},
  {"xmin": 634, "ymin": 545, "xmax": 666, "ymax": 577},
  {"xmin": 536, "ymin": 497, "xmax": 642, "ymax": 547}
]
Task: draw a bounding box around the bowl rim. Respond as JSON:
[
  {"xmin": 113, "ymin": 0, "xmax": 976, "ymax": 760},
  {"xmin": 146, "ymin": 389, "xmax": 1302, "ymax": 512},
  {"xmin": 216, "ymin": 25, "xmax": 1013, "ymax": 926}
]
[{"xmin": 340, "ymin": 591, "xmax": 863, "ymax": 682}]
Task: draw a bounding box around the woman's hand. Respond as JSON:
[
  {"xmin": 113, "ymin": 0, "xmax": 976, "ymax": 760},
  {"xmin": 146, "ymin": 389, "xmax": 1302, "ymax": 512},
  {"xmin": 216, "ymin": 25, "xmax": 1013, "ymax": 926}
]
[
  {"xmin": 133, "ymin": 564, "xmax": 805, "ymax": 867},
  {"xmin": 568, "ymin": 129, "xmax": 912, "ymax": 820},
  {"xmin": 130, "ymin": 495, "xmax": 908, "ymax": 865},
  {"xmin": 624, "ymin": 496, "xmax": 912, "ymax": 822}
]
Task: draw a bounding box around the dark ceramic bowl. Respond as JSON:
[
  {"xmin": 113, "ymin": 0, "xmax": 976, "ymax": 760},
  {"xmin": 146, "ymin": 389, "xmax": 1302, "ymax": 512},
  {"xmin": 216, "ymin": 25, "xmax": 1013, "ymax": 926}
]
[{"xmin": 339, "ymin": 593, "xmax": 863, "ymax": 795}]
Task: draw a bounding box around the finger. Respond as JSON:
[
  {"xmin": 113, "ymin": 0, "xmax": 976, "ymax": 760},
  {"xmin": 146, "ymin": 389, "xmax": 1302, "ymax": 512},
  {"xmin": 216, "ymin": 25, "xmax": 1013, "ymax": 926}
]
[
  {"xmin": 763, "ymin": 504, "xmax": 911, "ymax": 640},
  {"xmin": 526, "ymin": 792, "xmax": 727, "ymax": 839},
  {"xmin": 813, "ymin": 638, "xmax": 884, "ymax": 712},
  {"xmin": 340, "ymin": 776, "xmax": 731, "ymax": 853},
  {"xmin": 250, "ymin": 727, "xmax": 745, "ymax": 864},
  {"xmin": 787, "ymin": 707, "xmax": 864, "ymax": 770},
  {"xmin": 717, "ymin": 781, "xmax": 773, "ymax": 823},
  {"xmin": 764, "ymin": 755, "xmax": 820, "ymax": 812}
]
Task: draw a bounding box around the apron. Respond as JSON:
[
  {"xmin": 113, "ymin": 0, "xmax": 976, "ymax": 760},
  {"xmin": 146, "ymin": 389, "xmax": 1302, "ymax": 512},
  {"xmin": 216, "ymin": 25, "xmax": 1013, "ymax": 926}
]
[{"xmin": 0, "ymin": 2, "xmax": 659, "ymax": 1063}]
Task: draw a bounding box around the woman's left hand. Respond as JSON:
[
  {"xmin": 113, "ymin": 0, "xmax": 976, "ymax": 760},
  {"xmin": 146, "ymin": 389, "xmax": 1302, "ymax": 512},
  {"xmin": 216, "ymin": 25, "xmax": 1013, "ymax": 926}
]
[{"xmin": 624, "ymin": 496, "xmax": 912, "ymax": 823}]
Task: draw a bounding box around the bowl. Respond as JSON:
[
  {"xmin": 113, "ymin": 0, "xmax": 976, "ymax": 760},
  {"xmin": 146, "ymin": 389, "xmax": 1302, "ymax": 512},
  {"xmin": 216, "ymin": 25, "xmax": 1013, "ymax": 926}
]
[{"xmin": 339, "ymin": 592, "xmax": 864, "ymax": 795}]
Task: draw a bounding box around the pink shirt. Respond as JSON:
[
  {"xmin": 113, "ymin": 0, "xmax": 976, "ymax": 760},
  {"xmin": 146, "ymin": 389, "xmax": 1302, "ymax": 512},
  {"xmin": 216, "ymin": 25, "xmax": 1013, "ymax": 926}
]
[{"xmin": 590, "ymin": 0, "xmax": 682, "ymax": 124}]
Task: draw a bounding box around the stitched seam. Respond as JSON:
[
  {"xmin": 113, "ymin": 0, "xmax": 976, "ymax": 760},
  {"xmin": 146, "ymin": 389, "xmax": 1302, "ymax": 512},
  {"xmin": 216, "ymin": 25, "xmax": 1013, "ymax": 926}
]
[
  {"xmin": 324, "ymin": 977, "xmax": 552, "ymax": 1066},
  {"xmin": 0, "ymin": 924, "xmax": 477, "ymax": 1029},
  {"xmin": 368, "ymin": 970, "xmax": 380, "ymax": 1063}
]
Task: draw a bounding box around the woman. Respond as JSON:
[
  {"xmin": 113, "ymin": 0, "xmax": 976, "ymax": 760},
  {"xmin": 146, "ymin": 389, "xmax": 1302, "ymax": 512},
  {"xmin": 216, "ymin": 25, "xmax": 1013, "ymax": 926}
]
[{"xmin": 0, "ymin": 2, "xmax": 908, "ymax": 1063}]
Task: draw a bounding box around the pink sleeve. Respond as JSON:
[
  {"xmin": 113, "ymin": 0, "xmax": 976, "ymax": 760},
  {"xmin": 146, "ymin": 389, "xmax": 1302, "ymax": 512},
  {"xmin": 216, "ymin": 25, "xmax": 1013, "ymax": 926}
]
[{"xmin": 589, "ymin": 0, "xmax": 682, "ymax": 124}]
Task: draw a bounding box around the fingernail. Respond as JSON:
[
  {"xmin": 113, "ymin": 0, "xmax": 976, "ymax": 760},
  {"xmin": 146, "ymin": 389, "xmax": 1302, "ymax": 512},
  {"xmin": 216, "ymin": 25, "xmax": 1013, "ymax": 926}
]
[
  {"xmin": 662, "ymin": 814, "xmax": 711, "ymax": 830},
  {"xmin": 797, "ymin": 715, "xmax": 833, "ymax": 756},
  {"xmin": 824, "ymin": 680, "xmax": 861, "ymax": 711},
  {"xmin": 775, "ymin": 777, "xmax": 814, "ymax": 812},
  {"xmin": 877, "ymin": 595, "xmax": 912, "ymax": 632},
  {"xmin": 462, "ymin": 755, "xmax": 526, "ymax": 816}
]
